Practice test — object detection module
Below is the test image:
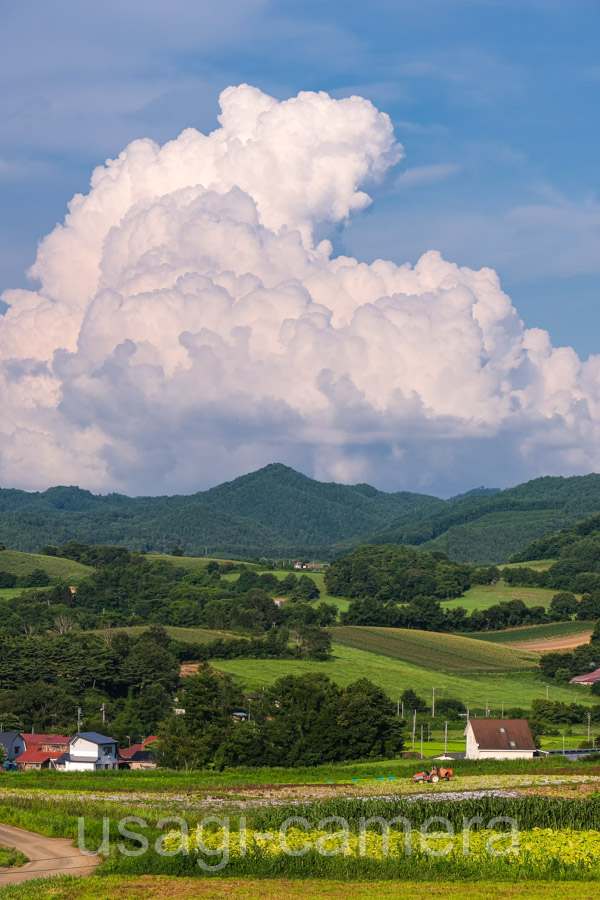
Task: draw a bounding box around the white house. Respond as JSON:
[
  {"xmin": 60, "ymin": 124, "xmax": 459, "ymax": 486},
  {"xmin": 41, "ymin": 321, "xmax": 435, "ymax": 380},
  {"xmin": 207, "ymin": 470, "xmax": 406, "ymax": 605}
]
[
  {"xmin": 465, "ymin": 718, "xmax": 536, "ymax": 760},
  {"xmin": 55, "ymin": 732, "xmax": 119, "ymax": 771}
]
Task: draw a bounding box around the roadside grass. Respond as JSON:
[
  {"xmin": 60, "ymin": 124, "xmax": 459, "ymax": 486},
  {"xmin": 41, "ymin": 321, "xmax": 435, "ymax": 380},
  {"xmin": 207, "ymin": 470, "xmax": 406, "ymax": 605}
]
[
  {"xmin": 465, "ymin": 622, "xmax": 595, "ymax": 644},
  {"xmin": 0, "ymin": 878, "xmax": 598, "ymax": 900},
  {"xmin": 328, "ymin": 627, "xmax": 538, "ymax": 673},
  {"xmin": 0, "ymin": 846, "xmax": 27, "ymax": 868},
  {"xmin": 0, "ymin": 550, "xmax": 93, "ymax": 583},
  {"xmin": 211, "ymin": 643, "xmax": 594, "ymax": 709}
]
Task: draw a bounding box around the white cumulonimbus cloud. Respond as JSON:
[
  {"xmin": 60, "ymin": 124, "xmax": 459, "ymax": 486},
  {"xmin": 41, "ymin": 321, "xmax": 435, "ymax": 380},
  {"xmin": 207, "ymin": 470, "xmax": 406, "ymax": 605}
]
[{"xmin": 1, "ymin": 83, "xmax": 599, "ymax": 495}]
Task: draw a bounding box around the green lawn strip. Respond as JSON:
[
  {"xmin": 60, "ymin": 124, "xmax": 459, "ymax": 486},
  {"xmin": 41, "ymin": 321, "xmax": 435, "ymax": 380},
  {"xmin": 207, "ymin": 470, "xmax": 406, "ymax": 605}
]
[
  {"xmin": 0, "ymin": 550, "xmax": 93, "ymax": 583},
  {"xmin": 328, "ymin": 626, "xmax": 538, "ymax": 672},
  {"xmin": 212, "ymin": 643, "xmax": 592, "ymax": 709},
  {"xmin": 465, "ymin": 622, "xmax": 595, "ymax": 644},
  {"xmin": 0, "ymin": 878, "xmax": 597, "ymax": 900}
]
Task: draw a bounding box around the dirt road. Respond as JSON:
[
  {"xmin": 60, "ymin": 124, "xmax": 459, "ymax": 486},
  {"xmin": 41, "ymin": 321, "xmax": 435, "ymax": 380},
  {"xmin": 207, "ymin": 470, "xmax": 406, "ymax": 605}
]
[{"xmin": 0, "ymin": 822, "xmax": 101, "ymax": 885}]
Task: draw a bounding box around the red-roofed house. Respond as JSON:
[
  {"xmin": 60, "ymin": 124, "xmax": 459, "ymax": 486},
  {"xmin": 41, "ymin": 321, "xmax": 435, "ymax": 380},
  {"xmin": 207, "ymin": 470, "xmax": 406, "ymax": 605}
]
[
  {"xmin": 570, "ymin": 669, "xmax": 600, "ymax": 684},
  {"xmin": 23, "ymin": 735, "xmax": 71, "ymax": 753},
  {"xmin": 119, "ymin": 736, "xmax": 157, "ymax": 769},
  {"xmin": 15, "ymin": 747, "xmax": 64, "ymax": 770}
]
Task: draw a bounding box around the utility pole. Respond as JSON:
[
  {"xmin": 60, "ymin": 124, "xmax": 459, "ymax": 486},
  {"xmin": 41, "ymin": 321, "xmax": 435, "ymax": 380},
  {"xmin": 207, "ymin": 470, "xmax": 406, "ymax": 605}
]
[
  {"xmin": 397, "ymin": 700, "xmax": 400, "ymax": 717},
  {"xmin": 501, "ymin": 701, "xmax": 504, "ymax": 719},
  {"xmin": 401, "ymin": 701, "xmax": 404, "ymax": 719},
  {"xmin": 486, "ymin": 700, "xmax": 489, "ymax": 717},
  {"xmin": 432, "ymin": 687, "xmax": 435, "ymax": 718},
  {"xmin": 546, "ymin": 684, "xmax": 549, "ymax": 700},
  {"xmin": 588, "ymin": 712, "xmax": 592, "ymax": 742},
  {"xmin": 562, "ymin": 734, "xmax": 565, "ymax": 755},
  {"xmin": 412, "ymin": 709, "xmax": 416, "ymax": 750},
  {"xmin": 77, "ymin": 707, "xmax": 82, "ymax": 731},
  {"xmin": 444, "ymin": 720, "xmax": 448, "ymax": 755}
]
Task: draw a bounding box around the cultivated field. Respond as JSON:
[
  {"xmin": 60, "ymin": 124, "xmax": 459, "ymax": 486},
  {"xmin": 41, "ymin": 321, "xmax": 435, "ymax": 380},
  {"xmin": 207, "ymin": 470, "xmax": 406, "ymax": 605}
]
[
  {"xmin": 328, "ymin": 626, "xmax": 538, "ymax": 673},
  {"xmin": 467, "ymin": 621, "xmax": 595, "ymax": 644}
]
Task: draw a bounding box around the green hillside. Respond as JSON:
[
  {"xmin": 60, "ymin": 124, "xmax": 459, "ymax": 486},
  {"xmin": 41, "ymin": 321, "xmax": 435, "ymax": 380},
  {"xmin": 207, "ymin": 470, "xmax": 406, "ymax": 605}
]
[{"xmin": 212, "ymin": 642, "xmax": 592, "ymax": 710}]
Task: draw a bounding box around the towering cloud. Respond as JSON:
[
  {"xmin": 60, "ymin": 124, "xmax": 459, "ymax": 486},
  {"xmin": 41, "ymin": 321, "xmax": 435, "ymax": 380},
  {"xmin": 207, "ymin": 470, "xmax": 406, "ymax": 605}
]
[{"xmin": 1, "ymin": 84, "xmax": 598, "ymax": 494}]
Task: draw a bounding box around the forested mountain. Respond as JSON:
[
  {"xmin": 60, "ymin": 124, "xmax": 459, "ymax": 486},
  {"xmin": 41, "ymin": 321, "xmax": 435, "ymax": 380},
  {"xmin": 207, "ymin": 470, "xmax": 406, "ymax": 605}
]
[
  {"xmin": 0, "ymin": 466, "xmax": 600, "ymax": 562},
  {"xmin": 0, "ymin": 464, "xmax": 440, "ymax": 558},
  {"xmin": 363, "ymin": 474, "xmax": 600, "ymax": 564}
]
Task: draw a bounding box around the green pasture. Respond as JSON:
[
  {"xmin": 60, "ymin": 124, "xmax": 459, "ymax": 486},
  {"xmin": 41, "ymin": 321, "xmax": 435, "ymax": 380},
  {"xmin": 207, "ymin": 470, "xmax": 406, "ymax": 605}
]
[
  {"xmin": 444, "ymin": 582, "xmax": 558, "ymax": 613},
  {"xmin": 212, "ymin": 642, "xmax": 595, "ymax": 710},
  {"xmin": 0, "ymin": 550, "xmax": 93, "ymax": 583}
]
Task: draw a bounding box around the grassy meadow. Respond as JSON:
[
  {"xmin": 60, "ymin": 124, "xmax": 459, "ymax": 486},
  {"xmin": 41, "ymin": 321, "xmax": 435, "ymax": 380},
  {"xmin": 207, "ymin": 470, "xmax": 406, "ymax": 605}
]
[{"xmin": 0, "ymin": 549, "xmax": 93, "ymax": 583}]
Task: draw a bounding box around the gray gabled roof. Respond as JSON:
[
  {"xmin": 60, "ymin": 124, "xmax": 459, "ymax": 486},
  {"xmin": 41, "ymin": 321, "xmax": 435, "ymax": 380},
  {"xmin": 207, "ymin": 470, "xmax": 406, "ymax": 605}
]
[
  {"xmin": 70, "ymin": 732, "xmax": 117, "ymax": 745},
  {"xmin": 0, "ymin": 733, "xmax": 23, "ymax": 748}
]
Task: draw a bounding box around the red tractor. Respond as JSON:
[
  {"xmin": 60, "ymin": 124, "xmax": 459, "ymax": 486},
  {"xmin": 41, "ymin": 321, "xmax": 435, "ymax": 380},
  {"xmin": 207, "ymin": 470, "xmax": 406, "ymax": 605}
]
[{"xmin": 410, "ymin": 765, "xmax": 453, "ymax": 784}]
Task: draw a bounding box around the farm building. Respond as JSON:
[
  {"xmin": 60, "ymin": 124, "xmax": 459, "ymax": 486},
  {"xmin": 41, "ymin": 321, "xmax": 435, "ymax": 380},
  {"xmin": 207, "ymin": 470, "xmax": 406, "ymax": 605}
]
[
  {"xmin": 570, "ymin": 668, "xmax": 600, "ymax": 684},
  {"xmin": 465, "ymin": 719, "xmax": 536, "ymax": 760},
  {"xmin": 15, "ymin": 747, "xmax": 64, "ymax": 771}
]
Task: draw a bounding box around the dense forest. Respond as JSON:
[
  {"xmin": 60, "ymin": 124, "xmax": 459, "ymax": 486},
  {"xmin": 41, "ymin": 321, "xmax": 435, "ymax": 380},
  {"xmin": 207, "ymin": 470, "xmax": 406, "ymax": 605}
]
[{"xmin": 1, "ymin": 465, "xmax": 600, "ymax": 562}]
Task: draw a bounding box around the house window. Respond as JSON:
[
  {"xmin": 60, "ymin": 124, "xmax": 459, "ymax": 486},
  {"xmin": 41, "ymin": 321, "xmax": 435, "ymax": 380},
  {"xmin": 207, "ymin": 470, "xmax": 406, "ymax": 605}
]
[
  {"xmin": 509, "ymin": 741, "xmax": 516, "ymax": 747},
  {"xmin": 103, "ymin": 746, "xmax": 113, "ymax": 755},
  {"xmin": 499, "ymin": 728, "xmax": 505, "ymax": 733}
]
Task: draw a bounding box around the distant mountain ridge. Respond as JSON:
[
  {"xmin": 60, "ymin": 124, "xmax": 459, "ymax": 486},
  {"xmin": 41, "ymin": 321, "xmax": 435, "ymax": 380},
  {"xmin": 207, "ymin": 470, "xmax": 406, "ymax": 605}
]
[{"xmin": 0, "ymin": 464, "xmax": 599, "ymax": 564}]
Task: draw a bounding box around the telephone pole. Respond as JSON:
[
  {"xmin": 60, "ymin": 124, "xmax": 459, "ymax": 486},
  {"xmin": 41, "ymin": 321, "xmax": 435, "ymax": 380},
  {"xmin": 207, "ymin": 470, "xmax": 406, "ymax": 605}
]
[{"xmin": 77, "ymin": 707, "xmax": 82, "ymax": 731}]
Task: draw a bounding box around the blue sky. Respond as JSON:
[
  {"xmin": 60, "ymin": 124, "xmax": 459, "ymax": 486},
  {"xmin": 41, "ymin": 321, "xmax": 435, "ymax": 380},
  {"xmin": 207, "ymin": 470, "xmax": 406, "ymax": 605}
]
[
  {"xmin": 0, "ymin": 0, "xmax": 599, "ymax": 496},
  {"xmin": 1, "ymin": 0, "xmax": 598, "ymax": 355}
]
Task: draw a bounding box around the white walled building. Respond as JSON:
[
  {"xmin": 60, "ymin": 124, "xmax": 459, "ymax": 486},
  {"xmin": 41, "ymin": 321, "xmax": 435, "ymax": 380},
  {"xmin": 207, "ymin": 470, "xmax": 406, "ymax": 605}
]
[
  {"xmin": 465, "ymin": 719, "xmax": 536, "ymax": 760},
  {"xmin": 55, "ymin": 732, "xmax": 119, "ymax": 771}
]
